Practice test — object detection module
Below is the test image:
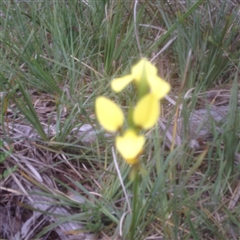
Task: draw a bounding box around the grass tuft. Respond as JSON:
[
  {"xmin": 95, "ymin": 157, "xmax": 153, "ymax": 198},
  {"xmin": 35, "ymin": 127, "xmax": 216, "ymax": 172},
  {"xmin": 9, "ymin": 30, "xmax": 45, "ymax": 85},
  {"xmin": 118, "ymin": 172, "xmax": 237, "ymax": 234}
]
[{"xmin": 0, "ymin": 1, "xmax": 240, "ymax": 239}]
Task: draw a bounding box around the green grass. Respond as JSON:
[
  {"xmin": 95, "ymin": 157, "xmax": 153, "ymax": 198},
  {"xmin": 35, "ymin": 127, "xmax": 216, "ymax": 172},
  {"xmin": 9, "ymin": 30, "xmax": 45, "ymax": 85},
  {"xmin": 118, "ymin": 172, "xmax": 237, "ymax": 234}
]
[{"xmin": 1, "ymin": 1, "xmax": 240, "ymax": 239}]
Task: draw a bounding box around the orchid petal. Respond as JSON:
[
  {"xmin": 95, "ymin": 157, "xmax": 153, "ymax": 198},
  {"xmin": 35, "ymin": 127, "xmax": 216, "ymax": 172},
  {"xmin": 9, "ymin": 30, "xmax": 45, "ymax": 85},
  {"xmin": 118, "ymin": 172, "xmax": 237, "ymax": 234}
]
[
  {"xmin": 95, "ymin": 96, "xmax": 124, "ymax": 132},
  {"xmin": 148, "ymin": 75, "xmax": 171, "ymax": 99},
  {"xmin": 131, "ymin": 58, "xmax": 158, "ymax": 83},
  {"xmin": 116, "ymin": 129, "xmax": 145, "ymax": 165},
  {"xmin": 111, "ymin": 75, "xmax": 133, "ymax": 92},
  {"xmin": 133, "ymin": 93, "xmax": 159, "ymax": 130}
]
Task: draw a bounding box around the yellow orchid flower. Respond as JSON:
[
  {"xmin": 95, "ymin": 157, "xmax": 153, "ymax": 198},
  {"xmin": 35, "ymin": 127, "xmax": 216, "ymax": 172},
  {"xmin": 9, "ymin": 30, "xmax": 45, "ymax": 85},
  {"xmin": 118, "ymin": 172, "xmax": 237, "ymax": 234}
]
[
  {"xmin": 116, "ymin": 129, "xmax": 145, "ymax": 165},
  {"xmin": 133, "ymin": 93, "xmax": 159, "ymax": 130},
  {"xmin": 111, "ymin": 58, "xmax": 171, "ymax": 99},
  {"xmin": 95, "ymin": 96, "xmax": 124, "ymax": 132}
]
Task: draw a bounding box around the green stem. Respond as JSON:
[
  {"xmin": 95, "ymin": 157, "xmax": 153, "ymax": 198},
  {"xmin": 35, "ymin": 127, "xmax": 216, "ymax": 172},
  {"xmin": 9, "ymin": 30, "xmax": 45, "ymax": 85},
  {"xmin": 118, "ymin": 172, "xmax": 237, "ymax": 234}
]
[{"xmin": 130, "ymin": 170, "xmax": 139, "ymax": 240}]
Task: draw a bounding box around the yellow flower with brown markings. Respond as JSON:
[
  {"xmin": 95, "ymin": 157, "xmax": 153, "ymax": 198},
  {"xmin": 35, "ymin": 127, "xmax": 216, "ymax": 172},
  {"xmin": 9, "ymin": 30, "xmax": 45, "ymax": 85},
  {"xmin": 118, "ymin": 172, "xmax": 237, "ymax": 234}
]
[{"xmin": 95, "ymin": 58, "xmax": 171, "ymax": 167}]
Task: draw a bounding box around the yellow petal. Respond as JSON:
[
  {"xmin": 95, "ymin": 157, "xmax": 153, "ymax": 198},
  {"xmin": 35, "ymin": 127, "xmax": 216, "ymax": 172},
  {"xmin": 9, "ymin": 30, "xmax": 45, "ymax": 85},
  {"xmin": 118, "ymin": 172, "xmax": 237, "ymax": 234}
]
[
  {"xmin": 111, "ymin": 75, "xmax": 133, "ymax": 92},
  {"xmin": 116, "ymin": 129, "xmax": 145, "ymax": 165},
  {"xmin": 148, "ymin": 75, "xmax": 171, "ymax": 99},
  {"xmin": 95, "ymin": 96, "xmax": 124, "ymax": 132},
  {"xmin": 133, "ymin": 93, "xmax": 159, "ymax": 130},
  {"xmin": 131, "ymin": 58, "xmax": 158, "ymax": 83}
]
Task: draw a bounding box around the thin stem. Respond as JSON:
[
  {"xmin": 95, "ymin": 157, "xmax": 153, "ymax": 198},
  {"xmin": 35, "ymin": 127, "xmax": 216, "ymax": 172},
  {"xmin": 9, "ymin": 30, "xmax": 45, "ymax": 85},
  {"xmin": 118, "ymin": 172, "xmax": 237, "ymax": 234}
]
[{"xmin": 130, "ymin": 170, "xmax": 139, "ymax": 240}]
